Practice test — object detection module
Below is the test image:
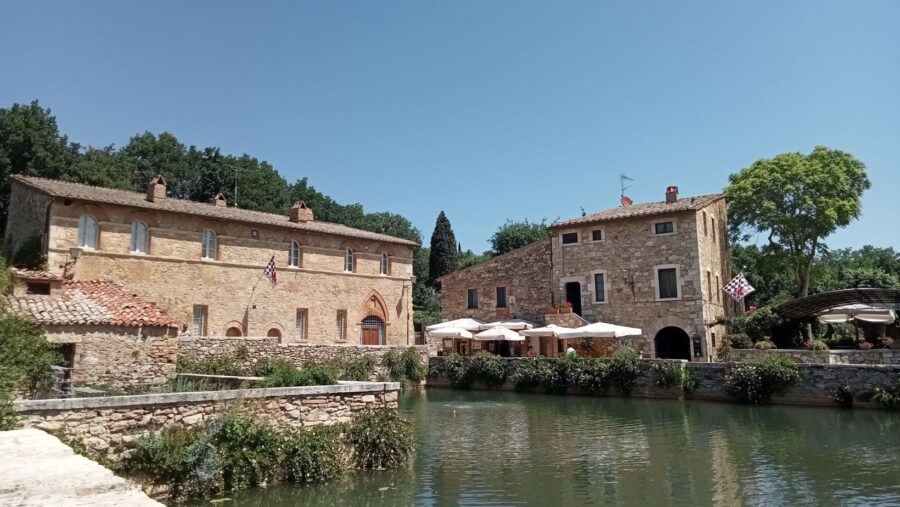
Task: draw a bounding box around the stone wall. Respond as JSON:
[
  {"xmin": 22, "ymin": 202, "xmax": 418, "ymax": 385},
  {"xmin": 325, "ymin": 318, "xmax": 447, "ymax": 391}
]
[
  {"xmin": 729, "ymin": 348, "xmax": 900, "ymax": 365},
  {"xmin": 438, "ymin": 240, "xmax": 552, "ymax": 323},
  {"xmin": 15, "ymin": 382, "xmax": 400, "ymax": 461},
  {"xmin": 179, "ymin": 336, "xmax": 428, "ymax": 379},
  {"xmin": 427, "ymin": 357, "xmax": 900, "ymax": 408}
]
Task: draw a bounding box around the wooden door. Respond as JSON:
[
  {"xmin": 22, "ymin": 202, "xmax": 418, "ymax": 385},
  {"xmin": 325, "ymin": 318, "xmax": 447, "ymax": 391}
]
[{"xmin": 362, "ymin": 328, "xmax": 380, "ymax": 345}]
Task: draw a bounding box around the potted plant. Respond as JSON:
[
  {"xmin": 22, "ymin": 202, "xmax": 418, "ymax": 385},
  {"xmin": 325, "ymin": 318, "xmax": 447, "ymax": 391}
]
[{"xmin": 560, "ymin": 301, "xmax": 573, "ymax": 314}]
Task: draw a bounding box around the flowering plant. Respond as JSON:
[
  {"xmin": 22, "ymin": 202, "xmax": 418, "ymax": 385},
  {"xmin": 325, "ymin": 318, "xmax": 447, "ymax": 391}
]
[
  {"xmin": 881, "ymin": 337, "xmax": 894, "ymax": 348},
  {"xmin": 859, "ymin": 341, "xmax": 874, "ymax": 350}
]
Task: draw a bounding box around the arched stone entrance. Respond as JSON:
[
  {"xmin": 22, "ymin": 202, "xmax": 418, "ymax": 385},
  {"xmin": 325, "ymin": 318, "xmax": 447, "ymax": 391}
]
[
  {"xmin": 654, "ymin": 326, "xmax": 691, "ymax": 360},
  {"xmin": 361, "ymin": 315, "xmax": 385, "ymax": 345}
]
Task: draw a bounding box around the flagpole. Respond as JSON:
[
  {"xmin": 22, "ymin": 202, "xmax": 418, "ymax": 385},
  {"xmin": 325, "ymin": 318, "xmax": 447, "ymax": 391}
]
[{"xmin": 245, "ymin": 255, "xmax": 275, "ymax": 330}]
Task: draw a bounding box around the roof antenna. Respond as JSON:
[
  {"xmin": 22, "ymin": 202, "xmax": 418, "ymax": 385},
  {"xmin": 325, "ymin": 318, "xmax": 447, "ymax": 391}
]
[{"xmin": 620, "ymin": 174, "xmax": 634, "ymax": 207}]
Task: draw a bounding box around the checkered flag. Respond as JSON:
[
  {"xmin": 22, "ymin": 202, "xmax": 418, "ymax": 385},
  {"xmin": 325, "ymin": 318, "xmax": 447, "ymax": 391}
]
[
  {"xmin": 723, "ymin": 273, "xmax": 754, "ymax": 302},
  {"xmin": 263, "ymin": 255, "xmax": 277, "ymax": 286}
]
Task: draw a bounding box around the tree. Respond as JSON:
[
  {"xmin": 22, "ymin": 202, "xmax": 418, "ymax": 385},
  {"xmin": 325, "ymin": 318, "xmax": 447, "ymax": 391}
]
[
  {"xmin": 726, "ymin": 146, "xmax": 870, "ymax": 299},
  {"xmin": 457, "ymin": 249, "xmax": 491, "ymax": 270},
  {"xmin": 428, "ymin": 211, "xmax": 458, "ymax": 286},
  {"xmin": 490, "ymin": 219, "xmax": 550, "ymax": 255}
]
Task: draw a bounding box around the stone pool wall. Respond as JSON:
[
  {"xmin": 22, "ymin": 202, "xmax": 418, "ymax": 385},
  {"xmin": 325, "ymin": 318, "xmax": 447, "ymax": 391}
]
[
  {"xmin": 427, "ymin": 357, "xmax": 900, "ymax": 409},
  {"xmin": 729, "ymin": 348, "xmax": 900, "ymax": 365},
  {"xmin": 14, "ymin": 381, "xmax": 400, "ymax": 461},
  {"xmin": 179, "ymin": 336, "xmax": 428, "ymax": 379}
]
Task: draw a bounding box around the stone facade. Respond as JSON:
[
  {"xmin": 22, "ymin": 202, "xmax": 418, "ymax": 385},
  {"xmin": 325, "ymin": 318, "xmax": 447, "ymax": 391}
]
[
  {"xmin": 729, "ymin": 348, "xmax": 900, "ymax": 365},
  {"xmin": 550, "ymin": 189, "xmax": 729, "ymax": 362},
  {"xmin": 179, "ymin": 336, "xmax": 428, "ymax": 380},
  {"xmin": 15, "ymin": 382, "xmax": 400, "ymax": 461},
  {"xmin": 6, "ymin": 177, "xmax": 416, "ymax": 346},
  {"xmin": 438, "ymin": 240, "xmax": 552, "ymax": 323}
]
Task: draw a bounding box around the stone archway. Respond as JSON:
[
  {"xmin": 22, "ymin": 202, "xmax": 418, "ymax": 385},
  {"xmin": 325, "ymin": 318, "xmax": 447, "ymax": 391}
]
[
  {"xmin": 361, "ymin": 315, "xmax": 385, "ymax": 345},
  {"xmin": 654, "ymin": 326, "xmax": 691, "ymax": 360}
]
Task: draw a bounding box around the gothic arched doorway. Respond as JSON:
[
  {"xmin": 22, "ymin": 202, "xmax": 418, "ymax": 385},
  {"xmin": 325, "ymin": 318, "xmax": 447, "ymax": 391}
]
[
  {"xmin": 654, "ymin": 326, "xmax": 691, "ymax": 360},
  {"xmin": 361, "ymin": 316, "xmax": 385, "ymax": 345}
]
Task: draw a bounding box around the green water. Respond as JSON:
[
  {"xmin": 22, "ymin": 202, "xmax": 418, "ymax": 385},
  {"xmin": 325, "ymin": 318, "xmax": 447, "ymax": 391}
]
[{"xmin": 193, "ymin": 390, "xmax": 900, "ymax": 506}]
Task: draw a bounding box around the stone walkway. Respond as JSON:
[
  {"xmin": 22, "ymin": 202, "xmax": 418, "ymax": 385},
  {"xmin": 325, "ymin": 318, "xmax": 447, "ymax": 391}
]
[{"xmin": 0, "ymin": 429, "xmax": 162, "ymax": 507}]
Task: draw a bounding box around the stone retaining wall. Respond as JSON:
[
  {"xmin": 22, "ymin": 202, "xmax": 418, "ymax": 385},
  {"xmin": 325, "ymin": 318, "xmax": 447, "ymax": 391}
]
[
  {"xmin": 729, "ymin": 348, "xmax": 900, "ymax": 365},
  {"xmin": 14, "ymin": 381, "xmax": 400, "ymax": 461},
  {"xmin": 427, "ymin": 357, "xmax": 900, "ymax": 409}
]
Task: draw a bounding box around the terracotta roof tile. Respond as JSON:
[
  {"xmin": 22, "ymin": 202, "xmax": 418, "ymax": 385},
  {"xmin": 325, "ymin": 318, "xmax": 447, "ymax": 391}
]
[
  {"xmin": 4, "ymin": 280, "xmax": 177, "ymax": 328},
  {"xmin": 552, "ymin": 193, "xmax": 724, "ymax": 228},
  {"xmin": 11, "ymin": 175, "xmax": 418, "ymax": 246}
]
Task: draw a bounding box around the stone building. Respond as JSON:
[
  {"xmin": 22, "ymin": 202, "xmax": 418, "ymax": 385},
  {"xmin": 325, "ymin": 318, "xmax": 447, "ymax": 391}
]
[
  {"xmin": 5, "ymin": 269, "xmax": 178, "ymax": 388},
  {"xmin": 438, "ymin": 239, "xmax": 551, "ymax": 323},
  {"xmin": 438, "ymin": 186, "xmax": 730, "ymax": 361},
  {"xmin": 551, "ymin": 186, "xmax": 729, "ymax": 361},
  {"xmin": 5, "ymin": 175, "xmax": 417, "ymax": 346}
]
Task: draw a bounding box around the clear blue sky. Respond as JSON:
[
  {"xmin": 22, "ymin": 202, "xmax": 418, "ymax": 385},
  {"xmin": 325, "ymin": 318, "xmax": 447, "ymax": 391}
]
[{"xmin": 2, "ymin": 1, "xmax": 898, "ymax": 252}]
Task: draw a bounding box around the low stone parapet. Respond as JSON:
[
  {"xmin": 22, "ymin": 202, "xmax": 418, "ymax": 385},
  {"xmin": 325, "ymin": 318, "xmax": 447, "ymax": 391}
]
[
  {"xmin": 730, "ymin": 348, "xmax": 900, "ymax": 365},
  {"xmin": 14, "ymin": 381, "xmax": 400, "ymax": 461}
]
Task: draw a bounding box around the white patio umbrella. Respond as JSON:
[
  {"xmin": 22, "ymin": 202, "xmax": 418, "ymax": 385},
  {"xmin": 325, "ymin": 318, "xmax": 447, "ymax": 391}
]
[
  {"xmin": 428, "ymin": 326, "xmax": 474, "ymax": 339},
  {"xmin": 478, "ymin": 319, "xmax": 537, "ymax": 331},
  {"xmin": 474, "ymin": 326, "xmax": 525, "ymax": 341},
  {"xmin": 426, "ymin": 318, "xmax": 485, "ymax": 332},
  {"xmin": 818, "ymin": 304, "xmax": 897, "ymax": 325},
  {"xmin": 520, "ymin": 324, "xmax": 570, "ymax": 338},
  {"xmin": 557, "ymin": 322, "xmax": 643, "ymax": 339}
]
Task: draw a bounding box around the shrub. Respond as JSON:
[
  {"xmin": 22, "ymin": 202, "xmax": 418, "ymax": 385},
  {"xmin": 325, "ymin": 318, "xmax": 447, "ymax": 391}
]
[
  {"xmin": 569, "ymin": 358, "xmax": 610, "ymax": 394},
  {"xmin": 253, "ymin": 357, "xmax": 296, "ymax": 377},
  {"xmin": 468, "ymin": 351, "xmax": 508, "ymax": 387},
  {"xmin": 0, "ymin": 395, "xmax": 17, "ymax": 431},
  {"xmin": 805, "ymin": 339, "xmax": 829, "ymax": 351},
  {"xmin": 381, "ymin": 348, "xmax": 427, "ymax": 387},
  {"xmin": 258, "ymin": 363, "xmax": 337, "ymax": 388},
  {"xmin": 124, "ymin": 425, "xmax": 213, "ymax": 498},
  {"xmin": 653, "ymin": 362, "xmax": 696, "ymax": 392},
  {"xmin": 510, "ymin": 358, "xmax": 553, "ymax": 391},
  {"xmin": 346, "ymin": 409, "xmax": 414, "ymax": 469},
  {"xmin": 443, "ymin": 353, "xmax": 472, "ymax": 388},
  {"xmin": 607, "ymin": 347, "xmax": 642, "ymax": 395},
  {"xmin": 724, "ymin": 355, "xmax": 799, "ymax": 405},
  {"xmin": 881, "ymin": 337, "xmax": 894, "ymax": 348},
  {"xmin": 728, "ymin": 333, "xmax": 753, "ymax": 349},
  {"xmin": 833, "ymin": 385, "xmax": 853, "ymax": 408},
  {"xmin": 0, "ymin": 310, "xmax": 60, "ymax": 396},
  {"xmin": 859, "ymin": 341, "xmax": 874, "ymax": 350},
  {"xmin": 283, "ymin": 425, "xmax": 344, "ymax": 482},
  {"xmin": 177, "ymin": 356, "xmax": 246, "ymax": 376},
  {"xmin": 204, "ymin": 412, "xmax": 284, "ymax": 491},
  {"xmin": 333, "ymin": 356, "xmax": 376, "ymax": 381},
  {"xmin": 873, "ymin": 377, "xmax": 900, "ymax": 409},
  {"xmin": 753, "ymin": 340, "xmax": 776, "ymax": 350}
]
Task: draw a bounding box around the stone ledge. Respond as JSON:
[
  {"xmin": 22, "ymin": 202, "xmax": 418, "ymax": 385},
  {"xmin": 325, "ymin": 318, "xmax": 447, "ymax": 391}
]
[{"xmin": 14, "ymin": 381, "xmax": 400, "ymax": 413}]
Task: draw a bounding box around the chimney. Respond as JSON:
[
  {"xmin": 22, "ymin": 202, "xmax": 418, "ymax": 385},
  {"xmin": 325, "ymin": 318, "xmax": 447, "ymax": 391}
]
[
  {"xmin": 665, "ymin": 185, "xmax": 679, "ymax": 204},
  {"xmin": 290, "ymin": 201, "xmax": 314, "ymax": 223},
  {"xmin": 146, "ymin": 175, "xmax": 167, "ymax": 202},
  {"xmin": 211, "ymin": 193, "xmax": 227, "ymax": 207}
]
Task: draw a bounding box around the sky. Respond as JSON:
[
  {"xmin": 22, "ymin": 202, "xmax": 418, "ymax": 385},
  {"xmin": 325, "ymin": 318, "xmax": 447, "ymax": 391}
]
[{"xmin": 1, "ymin": 1, "xmax": 898, "ymax": 252}]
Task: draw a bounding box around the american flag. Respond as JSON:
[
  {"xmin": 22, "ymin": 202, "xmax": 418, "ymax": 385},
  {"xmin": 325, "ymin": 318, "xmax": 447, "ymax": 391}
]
[
  {"xmin": 264, "ymin": 255, "xmax": 277, "ymax": 286},
  {"xmin": 723, "ymin": 273, "xmax": 755, "ymax": 302}
]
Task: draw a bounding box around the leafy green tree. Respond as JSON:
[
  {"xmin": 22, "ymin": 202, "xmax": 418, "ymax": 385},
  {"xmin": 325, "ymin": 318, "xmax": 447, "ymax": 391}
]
[
  {"xmin": 490, "ymin": 219, "xmax": 550, "ymax": 255},
  {"xmin": 729, "ymin": 244, "xmax": 794, "ymax": 307},
  {"xmin": 0, "ymin": 308, "xmax": 60, "ymax": 395},
  {"xmin": 68, "ymin": 145, "xmax": 133, "ymax": 190},
  {"xmin": 119, "ymin": 132, "xmax": 194, "ymax": 199},
  {"xmin": 428, "ymin": 211, "xmax": 458, "ymax": 286},
  {"xmin": 726, "ymin": 146, "xmax": 870, "ymax": 298},
  {"xmin": 457, "ymin": 249, "xmax": 491, "ymax": 270}
]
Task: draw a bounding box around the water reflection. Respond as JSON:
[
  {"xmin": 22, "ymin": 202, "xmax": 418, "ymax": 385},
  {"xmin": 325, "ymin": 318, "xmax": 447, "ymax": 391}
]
[{"xmin": 191, "ymin": 390, "xmax": 900, "ymax": 507}]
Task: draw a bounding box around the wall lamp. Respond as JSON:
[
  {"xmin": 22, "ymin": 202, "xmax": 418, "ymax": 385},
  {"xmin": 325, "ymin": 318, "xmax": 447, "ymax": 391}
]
[
  {"xmin": 63, "ymin": 247, "xmax": 83, "ymax": 277},
  {"xmin": 620, "ymin": 269, "xmax": 636, "ymax": 293}
]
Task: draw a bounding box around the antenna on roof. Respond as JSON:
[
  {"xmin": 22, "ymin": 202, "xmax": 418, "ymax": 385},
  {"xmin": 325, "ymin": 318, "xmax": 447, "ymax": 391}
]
[{"xmin": 619, "ymin": 174, "xmax": 634, "ymax": 207}]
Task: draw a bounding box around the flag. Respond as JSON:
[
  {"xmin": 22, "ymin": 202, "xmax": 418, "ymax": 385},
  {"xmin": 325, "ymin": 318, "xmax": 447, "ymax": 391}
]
[
  {"xmin": 264, "ymin": 255, "xmax": 277, "ymax": 286},
  {"xmin": 723, "ymin": 273, "xmax": 755, "ymax": 302}
]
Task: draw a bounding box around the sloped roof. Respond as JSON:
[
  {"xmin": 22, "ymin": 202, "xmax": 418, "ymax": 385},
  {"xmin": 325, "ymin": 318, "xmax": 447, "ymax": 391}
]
[
  {"xmin": 4, "ymin": 279, "xmax": 178, "ymax": 328},
  {"xmin": 552, "ymin": 193, "xmax": 724, "ymax": 228},
  {"xmin": 10, "ymin": 175, "xmax": 418, "ymax": 246},
  {"xmin": 775, "ymin": 288, "xmax": 900, "ymax": 320}
]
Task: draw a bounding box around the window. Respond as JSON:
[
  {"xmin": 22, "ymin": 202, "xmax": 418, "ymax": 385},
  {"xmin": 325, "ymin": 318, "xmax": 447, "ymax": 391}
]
[
  {"xmin": 711, "ymin": 217, "xmax": 717, "ymax": 242},
  {"xmin": 654, "ymin": 221, "xmax": 675, "ymax": 235},
  {"xmin": 561, "ymin": 232, "xmax": 579, "ymax": 245},
  {"xmin": 496, "ymin": 287, "xmax": 507, "ymax": 308},
  {"xmin": 706, "ymin": 270, "xmax": 712, "ymax": 301},
  {"xmin": 591, "ymin": 229, "xmax": 603, "ymax": 242},
  {"xmin": 289, "ymin": 241, "xmax": 301, "ymax": 267},
  {"xmin": 655, "ymin": 266, "xmax": 680, "ymax": 300},
  {"xmin": 593, "ymin": 272, "xmax": 607, "ymax": 303},
  {"xmin": 467, "ymin": 289, "xmax": 479, "ymax": 309},
  {"xmin": 716, "ymin": 274, "xmax": 721, "ymax": 302},
  {"xmin": 201, "ymin": 229, "xmax": 217, "ymax": 259},
  {"xmin": 131, "ymin": 221, "xmax": 148, "ymax": 253},
  {"xmin": 380, "ymin": 252, "xmax": 389, "ymax": 275},
  {"xmin": 336, "ymin": 310, "xmax": 347, "ymax": 341},
  {"xmin": 295, "ymin": 309, "xmax": 308, "ymax": 340},
  {"xmin": 77, "ymin": 214, "xmax": 98, "ymax": 249},
  {"xmin": 703, "ymin": 212, "xmax": 708, "ymax": 236},
  {"xmin": 192, "ymin": 305, "xmax": 208, "ymax": 336},
  {"xmin": 344, "ymin": 248, "xmax": 355, "ymax": 272}
]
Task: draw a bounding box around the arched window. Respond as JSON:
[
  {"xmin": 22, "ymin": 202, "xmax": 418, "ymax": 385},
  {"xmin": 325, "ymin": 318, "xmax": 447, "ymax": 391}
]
[
  {"xmin": 344, "ymin": 248, "xmax": 354, "ymax": 272},
  {"xmin": 131, "ymin": 221, "xmax": 148, "ymax": 253},
  {"xmin": 201, "ymin": 229, "xmax": 217, "ymax": 259},
  {"xmin": 289, "ymin": 241, "xmax": 301, "ymax": 267},
  {"xmin": 77, "ymin": 214, "xmax": 98, "ymax": 249},
  {"xmin": 380, "ymin": 252, "xmax": 389, "ymax": 275}
]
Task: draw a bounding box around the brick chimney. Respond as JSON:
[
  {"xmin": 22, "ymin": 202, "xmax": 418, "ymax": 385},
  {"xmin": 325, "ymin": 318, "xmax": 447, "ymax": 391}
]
[
  {"xmin": 665, "ymin": 185, "xmax": 679, "ymax": 204},
  {"xmin": 290, "ymin": 201, "xmax": 314, "ymax": 223},
  {"xmin": 146, "ymin": 175, "xmax": 167, "ymax": 202},
  {"xmin": 211, "ymin": 193, "xmax": 227, "ymax": 207}
]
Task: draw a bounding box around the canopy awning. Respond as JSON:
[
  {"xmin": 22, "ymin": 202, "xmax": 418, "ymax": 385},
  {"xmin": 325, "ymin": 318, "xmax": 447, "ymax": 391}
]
[
  {"xmin": 520, "ymin": 324, "xmax": 571, "ymax": 338},
  {"xmin": 428, "ymin": 326, "xmax": 474, "ymax": 339},
  {"xmin": 426, "ymin": 318, "xmax": 485, "ymax": 332},
  {"xmin": 776, "ymin": 288, "xmax": 900, "ymax": 320},
  {"xmin": 478, "ymin": 319, "xmax": 537, "ymax": 331},
  {"xmin": 474, "ymin": 326, "xmax": 525, "ymax": 341},
  {"xmin": 817, "ymin": 304, "xmax": 897, "ymax": 324},
  {"xmin": 557, "ymin": 322, "xmax": 643, "ymax": 339}
]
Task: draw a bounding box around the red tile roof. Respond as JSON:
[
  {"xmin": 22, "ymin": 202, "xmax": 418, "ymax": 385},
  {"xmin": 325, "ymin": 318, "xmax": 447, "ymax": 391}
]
[
  {"xmin": 551, "ymin": 193, "xmax": 724, "ymax": 228},
  {"xmin": 4, "ymin": 280, "xmax": 177, "ymax": 328},
  {"xmin": 10, "ymin": 175, "xmax": 418, "ymax": 246}
]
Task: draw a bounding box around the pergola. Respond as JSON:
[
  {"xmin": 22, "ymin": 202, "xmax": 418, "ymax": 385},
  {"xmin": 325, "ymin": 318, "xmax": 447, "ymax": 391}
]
[{"xmin": 775, "ymin": 288, "xmax": 900, "ymax": 320}]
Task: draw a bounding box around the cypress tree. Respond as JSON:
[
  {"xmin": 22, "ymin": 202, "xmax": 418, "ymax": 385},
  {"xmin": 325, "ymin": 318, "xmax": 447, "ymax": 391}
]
[{"xmin": 428, "ymin": 211, "xmax": 458, "ymax": 286}]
